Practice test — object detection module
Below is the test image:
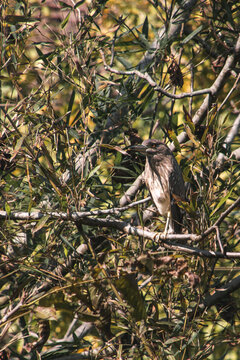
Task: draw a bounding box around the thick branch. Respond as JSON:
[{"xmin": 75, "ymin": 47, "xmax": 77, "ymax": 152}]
[
  {"xmin": 119, "ymin": 173, "xmax": 145, "ymax": 207},
  {"xmin": 189, "ymin": 275, "xmax": 240, "ymax": 320}
]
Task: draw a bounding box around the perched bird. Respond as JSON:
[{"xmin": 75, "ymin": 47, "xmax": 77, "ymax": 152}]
[{"xmin": 132, "ymin": 139, "xmax": 186, "ymax": 234}]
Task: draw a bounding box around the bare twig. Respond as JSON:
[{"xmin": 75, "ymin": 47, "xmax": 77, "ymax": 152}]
[
  {"xmin": 101, "ymin": 49, "xmax": 212, "ymax": 100},
  {"xmin": 0, "ymin": 197, "xmax": 239, "ymax": 259},
  {"xmin": 202, "ymin": 197, "xmax": 240, "ymax": 238},
  {"xmin": 214, "ymin": 226, "xmax": 225, "ymax": 255}
]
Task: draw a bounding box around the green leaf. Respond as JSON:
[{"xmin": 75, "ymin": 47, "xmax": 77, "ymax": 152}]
[
  {"xmin": 100, "ymin": 144, "xmax": 129, "ymax": 156},
  {"xmin": 187, "ymin": 331, "xmax": 199, "ymax": 345},
  {"xmin": 113, "ymin": 165, "xmax": 136, "ymax": 177},
  {"xmin": 183, "ymin": 105, "xmax": 195, "ymax": 133},
  {"xmin": 138, "ymin": 33, "xmax": 150, "ymax": 49},
  {"xmin": 33, "ymin": 306, "xmax": 57, "ymax": 320},
  {"xmin": 165, "ymin": 337, "xmax": 182, "ymax": 345},
  {"xmin": 114, "ymin": 272, "xmax": 146, "ymax": 321},
  {"xmin": 87, "ymin": 164, "xmax": 101, "ymax": 180},
  {"xmin": 4, "ymin": 15, "xmax": 38, "ymax": 24},
  {"xmin": 5, "ymin": 202, "xmax": 11, "ymax": 216},
  {"xmin": 210, "ymin": 189, "xmax": 233, "ymax": 217},
  {"xmin": 74, "ymin": 0, "xmax": 86, "ymax": 8},
  {"xmin": 32, "ymin": 215, "xmax": 50, "ymax": 234},
  {"xmin": 61, "ymin": 12, "xmax": 71, "ymax": 29},
  {"xmin": 68, "ymin": 128, "xmax": 81, "ymax": 140},
  {"xmin": 11, "ymin": 135, "xmax": 27, "ymax": 160},
  {"xmin": 35, "ymin": 47, "xmax": 49, "ymax": 66},
  {"xmin": 67, "ymin": 89, "xmax": 75, "ymax": 125},
  {"xmin": 142, "ymin": 16, "xmax": 148, "ymax": 39},
  {"xmin": 182, "ymin": 25, "xmax": 203, "ymax": 44},
  {"xmin": 116, "ymin": 56, "xmax": 132, "ymax": 70},
  {"xmin": 59, "ymin": 1, "xmax": 73, "ymax": 8},
  {"xmin": 60, "ymin": 234, "xmax": 76, "ymax": 252},
  {"xmin": 168, "ymin": 131, "xmax": 181, "ymax": 152}
]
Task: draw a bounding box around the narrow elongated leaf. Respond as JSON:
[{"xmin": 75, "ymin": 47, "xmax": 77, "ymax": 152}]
[
  {"xmin": 33, "ymin": 306, "xmax": 57, "ymax": 320},
  {"xmin": 67, "ymin": 90, "xmax": 75, "ymax": 125},
  {"xmin": 68, "ymin": 128, "xmax": 81, "ymax": 140},
  {"xmin": 183, "ymin": 105, "xmax": 195, "ymax": 133},
  {"xmin": 87, "ymin": 164, "xmax": 101, "ymax": 179},
  {"xmin": 142, "ymin": 16, "xmax": 149, "ymax": 39},
  {"xmin": 5, "ymin": 202, "xmax": 11, "ymax": 216},
  {"xmin": 61, "ymin": 12, "xmax": 71, "ymax": 29},
  {"xmin": 182, "ymin": 25, "xmax": 203, "ymax": 44},
  {"xmin": 114, "ymin": 272, "xmax": 146, "ymax": 321},
  {"xmin": 74, "ymin": 0, "xmax": 86, "ymax": 8},
  {"xmin": 101, "ymin": 144, "xmax": 129, "ymax": 156},
  {"xmin": 35, "ymin": 47, "xmax": 49, "ymax": 66},
  {"xmin": 168, "ymin": 131, "xmax": 181, "ymax": 152},
  {"xmin": 210, "ymin": 189, "xmax": 233, "ymax": 217},
  {"xmin": 5, "ymin": 15, "xmax": 38, "ymax": 24},
  {"xmin": 32, "ymin": 215, "xmax": 50, "ymax": 234}
]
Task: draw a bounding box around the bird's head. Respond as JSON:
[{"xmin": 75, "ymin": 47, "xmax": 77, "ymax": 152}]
[{"xmin": 131, "ymin": 139, "xmax": 170, "ymax": 156}]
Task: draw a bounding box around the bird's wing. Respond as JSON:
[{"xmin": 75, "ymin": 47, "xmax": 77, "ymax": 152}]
[{"xmin": 169, "ymin": 159, "xmax": 186, "ymax": 202}]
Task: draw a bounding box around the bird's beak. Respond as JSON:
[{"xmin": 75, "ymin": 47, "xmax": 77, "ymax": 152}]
[{"xmin": 129, "ymin": 144, "xmax": 147, "ymax": 153}]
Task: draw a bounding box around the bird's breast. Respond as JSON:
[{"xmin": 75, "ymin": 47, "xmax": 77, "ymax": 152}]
[{"xmin": 144, "ymin": 166, "xmax": 170, "ymax": 216}]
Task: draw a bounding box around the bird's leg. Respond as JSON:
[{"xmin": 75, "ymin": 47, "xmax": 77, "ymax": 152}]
[{"xmin": 163, "ymin": 211, "xmax": 171, "ymax": 238}]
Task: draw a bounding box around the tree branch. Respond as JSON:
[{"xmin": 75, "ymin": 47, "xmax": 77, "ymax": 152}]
[
  {"xmin": 203, "ymin": 275, "xmax": 240, "ymax": 309},
  {"xmin": 216, "ymin": 112, "xmax": 240, "ymax": 166},
  {"xmin": 1, "ymin": 197, "xmax": 239, "ymax": 259},
  {"xmin": 101, "ymin": 50, "xmax": 212, "ymax": 100},
  {"xmin": 202, "ymin": 197, "xmax": 240, "ymax": 238},
  {"xmin": 119, "ymin": 173, "xmax": 145, "ymax": 207},
  {"xmin": 173, "ymin": 34, "xmax": 240, "ymax": 150},
  {"xmin": 138, "ymin": 0, "xmax": 198, "ymax": 71}
]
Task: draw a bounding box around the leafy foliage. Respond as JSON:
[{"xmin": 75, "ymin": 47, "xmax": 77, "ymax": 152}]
[{"xmin": 0, "ymin": 0, "xmax": 239, "ymax": 359}]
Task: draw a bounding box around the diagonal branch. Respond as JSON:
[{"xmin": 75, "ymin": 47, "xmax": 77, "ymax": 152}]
[
  {"xmin": 173, "ymin": 34, "xmax": 240, "ymax": 150},
  {"xmin": 216, "ymin": 112, "xmax": 240, "ymax": 166}
]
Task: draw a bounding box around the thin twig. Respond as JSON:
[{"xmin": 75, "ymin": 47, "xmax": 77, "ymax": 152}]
[
  {"xmin": 202, "ymin": 197, "xmax": 240, "ymax": 238},
  {"xmin": 214, "ymin": 226, "xmax": 225, "ymax": 255},
  {"xmin": 0, "ymin": 198, "xmax": 239, "ymax": 258},
  {"xmin": 100, "ymin": 49, "xmax": 212, "ymax": 100}
]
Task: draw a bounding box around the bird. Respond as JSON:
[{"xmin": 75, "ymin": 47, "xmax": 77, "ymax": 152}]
[{"xmin": 131, "ymin": 139, "xmax": 186, "ymax": 234}]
